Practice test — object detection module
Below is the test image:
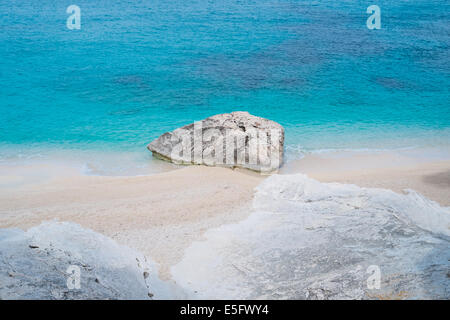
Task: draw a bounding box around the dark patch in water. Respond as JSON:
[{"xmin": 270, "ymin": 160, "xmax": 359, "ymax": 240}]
[
  {"xmin": 373, "ymin": 77, "xmax": 411, "ymax": 90},
  {"xmin": 108, "ymin": 108, "xmax": 143, "ymax": 116},
  {"xmin": 113, "ymin": 75, "xmax": 150, "ymax": 89},
  {"xmin": 185, "ymin": 4, "xmax": 390, "ymax": 93},
  {"xmin": 114, "ymin": 75, "xmax": 144, "ymax": 85}
]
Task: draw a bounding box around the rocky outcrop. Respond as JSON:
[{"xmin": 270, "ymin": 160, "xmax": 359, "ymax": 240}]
[
  {"xmin": 0, "ymin": 222, "xmax": 156, "ymax": 300},
  {"xmin": 147, "ymin": 112, "xmax": 284, "ymax": 172}
]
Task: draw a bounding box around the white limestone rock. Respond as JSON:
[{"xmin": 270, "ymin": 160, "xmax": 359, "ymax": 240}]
[
  {"xmin": 0, "ymin": 222, "xmax": 175, "ymax": 300},
  {"xmin": 147, "ymin": 112, "xmax": 284, "ymax": 172}
]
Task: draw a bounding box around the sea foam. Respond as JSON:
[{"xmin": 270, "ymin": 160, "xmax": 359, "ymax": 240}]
[{"xmin": 172, "ymin": 174, "xmax": 450, "ymax": 299}]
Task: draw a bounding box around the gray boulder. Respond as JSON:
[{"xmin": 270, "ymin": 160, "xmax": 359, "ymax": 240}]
[{"xmin": 147, "ymin": 112, "xmax": 284, "ymax": 172}]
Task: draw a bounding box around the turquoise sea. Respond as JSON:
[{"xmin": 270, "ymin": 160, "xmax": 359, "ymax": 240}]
[{"xmin": 1, "ymin": 0, "xmax": 449, "ymax": 174}]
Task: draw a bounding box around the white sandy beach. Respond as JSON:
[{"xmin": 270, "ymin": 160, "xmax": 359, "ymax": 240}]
[
  {"xmin": 0, "ymin": 163, "xmax": 263, "ymax": 279},
  {"xmin": 0, "ymin": 149, "xmax": 449, "ymax": 284}
]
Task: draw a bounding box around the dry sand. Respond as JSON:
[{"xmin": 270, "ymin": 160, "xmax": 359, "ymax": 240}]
[
  {"xmin": 282, "ymin": 151, "xmax": 450, "ymax": 206},
  {"xmin": 0, "ymin": 150, "xmax": 449, "ymax": 279}
]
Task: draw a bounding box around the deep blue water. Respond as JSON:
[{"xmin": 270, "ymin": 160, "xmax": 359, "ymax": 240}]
[{"xmin": 1, "ymin": 0, "xmax": 449, "ymax": 172}]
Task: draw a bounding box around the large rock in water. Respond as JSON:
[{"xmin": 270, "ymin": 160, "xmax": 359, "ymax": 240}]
[{"xmin": 147, "ymin": 112, "xmax": 284, "ymax": 172}]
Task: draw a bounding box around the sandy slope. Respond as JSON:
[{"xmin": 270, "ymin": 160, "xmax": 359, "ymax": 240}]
[{"xmin": 0, "ymin": 165, "xmax": 263, "ymax": 279}]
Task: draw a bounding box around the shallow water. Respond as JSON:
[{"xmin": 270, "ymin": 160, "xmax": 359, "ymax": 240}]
[{"xmin": 1, "ymin": 0, "xmax": 449, "ymax": 174}]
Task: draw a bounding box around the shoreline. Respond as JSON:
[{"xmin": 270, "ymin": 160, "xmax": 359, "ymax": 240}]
[
  {"xmin": 1, "ymin": 148, "xmax": 449, "ymax": 281},
  {"xmin": 282, "ymin": 149, "xmax": 450, "ymax": 206}
]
